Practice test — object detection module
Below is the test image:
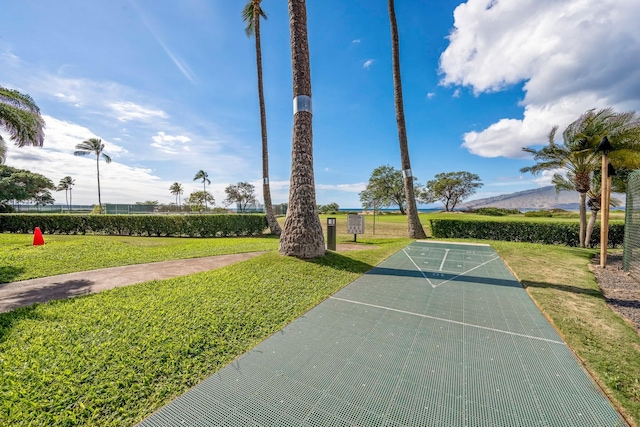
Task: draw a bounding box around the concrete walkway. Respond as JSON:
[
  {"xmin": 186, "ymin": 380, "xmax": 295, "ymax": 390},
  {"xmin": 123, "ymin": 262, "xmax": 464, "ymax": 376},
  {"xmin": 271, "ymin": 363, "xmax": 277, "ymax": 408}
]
[{"xmin": 0, "ymin": 252, "xmax": 265, "ymax": 313}]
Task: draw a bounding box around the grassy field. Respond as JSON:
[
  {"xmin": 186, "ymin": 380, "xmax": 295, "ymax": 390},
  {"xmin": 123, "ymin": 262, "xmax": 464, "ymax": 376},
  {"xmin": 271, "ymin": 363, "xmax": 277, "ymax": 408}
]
[
  {"xmin": 0, "ymin": 234, "xmax": 280, "ymax": 284},
  {"xmin": 0, "ymin": 238, "xmax": 411, "ymax": 426},
  {"xmin": 0, "ymin": 211, "xmax": 638, "ymax": 426}
]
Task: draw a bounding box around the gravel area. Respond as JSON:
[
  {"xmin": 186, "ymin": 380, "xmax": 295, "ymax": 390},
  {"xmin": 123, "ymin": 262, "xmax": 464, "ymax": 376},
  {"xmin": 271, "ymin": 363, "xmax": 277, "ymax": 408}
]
[{"xmin": 591, "ymin": 253, "xmax": 640, "ymax": 332}]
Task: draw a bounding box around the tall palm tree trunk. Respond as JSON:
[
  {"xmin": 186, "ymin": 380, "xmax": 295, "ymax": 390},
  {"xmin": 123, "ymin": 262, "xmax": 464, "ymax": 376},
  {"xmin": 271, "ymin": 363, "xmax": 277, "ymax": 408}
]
[
  {"xmin": 579, "ymin": 192, "xmax": 587, "ymax": 247},
  {"xmin": 255, "ymin": 11, "xmax": 282, "ymax": 236},
  {"xmin": 388, "ymin": 0, "xmax": 426, "ymax": 239},
  {"xmin": 65, "ymin": 189, "xmax": 69, "ymax": 213},
  {"xmin": 96, "ymin": 155, "xmax": 103, "ymax": 213},
  {"xmin": 279, "ymin": 0, "xmax": 325, "ymax": 258}
]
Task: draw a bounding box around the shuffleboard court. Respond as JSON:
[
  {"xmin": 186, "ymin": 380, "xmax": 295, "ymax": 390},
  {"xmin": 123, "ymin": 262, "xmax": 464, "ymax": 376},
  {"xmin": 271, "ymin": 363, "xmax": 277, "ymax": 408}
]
[{"xmin": 138, "ymin": 241, "xmax": 626, "ymax": 427}]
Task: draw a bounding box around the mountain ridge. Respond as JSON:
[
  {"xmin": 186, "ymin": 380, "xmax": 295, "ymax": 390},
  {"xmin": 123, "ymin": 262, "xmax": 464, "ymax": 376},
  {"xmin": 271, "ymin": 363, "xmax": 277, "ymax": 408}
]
[{"xmin": 461, "ymin": 186, "xmax": 626, "ymax": 210}]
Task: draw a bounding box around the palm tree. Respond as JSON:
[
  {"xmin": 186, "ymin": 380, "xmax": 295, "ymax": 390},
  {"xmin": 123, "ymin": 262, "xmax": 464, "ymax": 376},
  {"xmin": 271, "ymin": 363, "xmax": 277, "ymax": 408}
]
[
  {"xmin": 279, "ymin": 0, "xmax": 325, "ymax": 258},
  {"xmin": 0, "ymin": 140, "xmax": 6, "ymax": 165},
  {"xmin": 521, "ymin": 108, "xmax": 640, "ymax": 247},
  {"xmin": 0, "ymin": 86, "xmax": 45, "ymax": 150},
  {"xmin": 56, "ymin": 176, "xmax": 75, "ymax": 212},
  {"xmin": 74, "ymin": 138, "xmax": 111, "ymax": 213},
  {"xmin": 387, "ymin": 0, "xmax": 427, "ymax": 239},
  {"xmin": 193, "ymin": 170, "xmax": 211, "ymax": 210},
  {"xmin": 169, "ymin": 182, "xmax": 184, "ymax": 211},
  {"xmin": 243, "ymin": 0, "xmax": 282, "ymax": 236}
]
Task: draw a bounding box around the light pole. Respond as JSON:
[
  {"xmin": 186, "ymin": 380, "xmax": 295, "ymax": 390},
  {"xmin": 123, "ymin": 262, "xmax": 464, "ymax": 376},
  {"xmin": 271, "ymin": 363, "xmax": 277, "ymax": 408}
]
[{"xmin": 595, "ymin": 136, "xmax": 613, "ymax": 267}]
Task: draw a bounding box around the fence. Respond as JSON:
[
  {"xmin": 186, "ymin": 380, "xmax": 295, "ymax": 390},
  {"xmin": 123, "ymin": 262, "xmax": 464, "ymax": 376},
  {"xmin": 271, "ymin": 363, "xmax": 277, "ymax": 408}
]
[{"xmin": 624, "ymin": 171, "xmax": 640, "ymax": 282}]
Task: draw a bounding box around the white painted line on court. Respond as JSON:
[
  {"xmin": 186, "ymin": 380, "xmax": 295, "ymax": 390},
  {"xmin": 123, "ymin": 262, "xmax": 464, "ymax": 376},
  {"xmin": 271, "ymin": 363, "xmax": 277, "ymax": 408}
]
[
  {"xmin": 439, "ymin": 249, "xmax": 450, "ymax": 271},
  {"xmin": 402, "ymin": 249, "xmax": 436, "ymax": 288},
  {"xmin": 330, "ymin": 296, "xmax": 565, "ymax": 345},
  {"xmin": 432, "ymin": 256, "xmax": 501, "ymax": 288},
  {"xmin": 404, "ymin": 247, "xmax": 501, "ymax": 288}
]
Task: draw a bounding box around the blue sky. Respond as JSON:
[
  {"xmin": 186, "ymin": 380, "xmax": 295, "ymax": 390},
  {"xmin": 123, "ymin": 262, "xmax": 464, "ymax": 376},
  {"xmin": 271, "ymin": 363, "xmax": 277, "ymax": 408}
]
[{"xmin": 1, "ymin": 0, "xmax": 639, "ymax": 209}]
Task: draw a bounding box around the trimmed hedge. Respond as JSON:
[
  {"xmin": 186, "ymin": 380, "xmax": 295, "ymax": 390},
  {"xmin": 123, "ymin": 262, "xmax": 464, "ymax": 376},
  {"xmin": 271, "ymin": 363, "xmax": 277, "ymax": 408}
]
[
  {"xmin": 430, "ymin": 219, "xmax": 624, "ymax": 248},
  {"xmin": 0, "ymin": 214, "xmax": 268, "ymax": 237}
]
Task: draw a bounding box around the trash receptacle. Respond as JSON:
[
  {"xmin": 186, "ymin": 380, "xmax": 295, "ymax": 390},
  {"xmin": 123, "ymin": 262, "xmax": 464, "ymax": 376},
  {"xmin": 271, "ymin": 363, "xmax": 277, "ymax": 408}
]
[{"xmin": 327, "ymin": 217, "xmax": 336, "ymax": 251}]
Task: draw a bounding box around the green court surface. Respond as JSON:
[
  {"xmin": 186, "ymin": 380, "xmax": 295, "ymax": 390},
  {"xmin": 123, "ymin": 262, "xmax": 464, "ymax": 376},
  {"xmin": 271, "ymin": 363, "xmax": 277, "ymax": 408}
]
[{"xmin": 138, "ymin": 241, "xmax": 626, "ymax": 426}]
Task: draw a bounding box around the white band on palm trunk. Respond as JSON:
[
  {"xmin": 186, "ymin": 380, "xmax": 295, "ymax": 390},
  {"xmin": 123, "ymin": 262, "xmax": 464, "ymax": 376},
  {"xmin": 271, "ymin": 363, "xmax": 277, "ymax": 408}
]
[
  {"xmin": 293, "ymin": 95, "xmax": 312, "ymax": 114},
  {"xmin": 263, "ymin": 178, "xmax": 269, "ymax": 185},
  {"xmin": 402, "ymin": 169, "xmax": 413, "ymax": 178}
]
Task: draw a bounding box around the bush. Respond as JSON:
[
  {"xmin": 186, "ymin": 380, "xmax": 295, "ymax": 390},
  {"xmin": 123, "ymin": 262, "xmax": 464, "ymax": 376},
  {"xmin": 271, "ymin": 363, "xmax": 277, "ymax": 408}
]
[
  {"xmin": 0, "ymin": 214, "xmax": 268, "ymax": 237},
  {"xmin": 430, "ymin": 218, "xmax": 624, "ymax": 248},
  {"xmin": 473, "ymin": 207, "xmax": 521, "ymax": 216},
  {"xmin": 524, "ymin": 210, "xmax": 553, "ymax": 217}
]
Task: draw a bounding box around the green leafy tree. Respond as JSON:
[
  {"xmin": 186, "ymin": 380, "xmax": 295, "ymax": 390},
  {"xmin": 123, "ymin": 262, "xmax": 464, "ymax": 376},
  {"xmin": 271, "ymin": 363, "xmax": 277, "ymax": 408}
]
[
  {"xmin": 74, "ymin": 138, "xmax": 111, "ymax": 213},
  {"xmin": 0, "ymin": 165, "xmax": 55, "ymax": 208},
  {"xmin": 188, "ymin": 190, "xmax": 215, "ymax": 212},
  {"xmin": 169, "ymin": 182, "xmax": 184, "ymax": 208},
  {"xmin": 421, "ymin": 171, "xmax": 483, "ymax": 212},
  {"xmin": 224, "ymin": 181, "xmax": 257, "ymax": 213},
  {"xmin": 243, "ymin": 0, "xmax": 281, "ymax": 236},
  {"xmin": 521, "ymin": 108, "xmax": 640, "ymax": 247},
  {"xmin": 56, "ymin": 176, "xmax": 75, "ymax": 212},
  {"xmin": 318, "ymin": 202, "xmax": 339, "ymax": 214},
  {"xmin": 359, "ymin": 165, "xmax": 411, "ymax": 214},
  {"xmin": 279, "ymin": 0, "xmax": 325, "ymax": 258},
  {"xmin": 193, "ymin": 170, "xmax": 211, "ymax": 210},
  {"xmin": 387, "ymin": 0, "xmax": 426, "ymax": 238},
  {"xmin": 0, "ymin": 86, "xmax": 46, "ymax": 154}
]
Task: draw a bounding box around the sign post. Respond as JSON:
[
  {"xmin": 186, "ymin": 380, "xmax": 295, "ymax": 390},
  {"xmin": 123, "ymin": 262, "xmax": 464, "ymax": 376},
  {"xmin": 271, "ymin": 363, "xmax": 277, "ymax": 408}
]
[{"xmin": 347, "ymin": 214, "xmax": 365, "ymax": 242}]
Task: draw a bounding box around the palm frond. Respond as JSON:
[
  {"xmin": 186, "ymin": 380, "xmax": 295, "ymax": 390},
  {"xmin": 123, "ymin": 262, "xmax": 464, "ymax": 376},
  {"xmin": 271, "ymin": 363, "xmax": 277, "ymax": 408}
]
[{"xmin": 242, "ymin": 1, "xmax": 267, "ymax": 37}]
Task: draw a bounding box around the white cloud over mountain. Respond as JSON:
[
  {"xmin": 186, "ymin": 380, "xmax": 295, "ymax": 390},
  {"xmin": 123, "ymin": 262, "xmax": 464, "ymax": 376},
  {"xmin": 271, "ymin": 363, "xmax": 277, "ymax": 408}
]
[{"xmin": 440, "ymin": 0, "xmax": 640, "ymax": 158}]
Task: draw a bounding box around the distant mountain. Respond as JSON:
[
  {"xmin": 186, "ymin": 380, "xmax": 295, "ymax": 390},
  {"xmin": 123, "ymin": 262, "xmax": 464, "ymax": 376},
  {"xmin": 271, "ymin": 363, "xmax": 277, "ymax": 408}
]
[{"xmin": 460, "ymin": 186, "xmax": 626, "ymax": 210}]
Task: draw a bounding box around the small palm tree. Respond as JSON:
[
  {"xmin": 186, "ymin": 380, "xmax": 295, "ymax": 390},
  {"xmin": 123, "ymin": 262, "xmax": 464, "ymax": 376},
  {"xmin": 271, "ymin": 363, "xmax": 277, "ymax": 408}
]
[
  {"xmin": 169, "ymin": 182, "xmax": 184, "ymax": 211},
  {"xmin": 521, "ymin": 108, "xmax": 640, "ymax": 247},
  {"xmin": 387, "ymin": 0, "xmax": 426, "ymax": 239},
  {"xmin": 56, "ymin": 176, "xmax": 75, "ymax": 213},
  {"xmin": 74, "ymin": 138, "xmax": 111, "ymax": 213},
  {"xmin": 0, "ymin": 139, "xmax": 6, "ymax": 164},
  {"xmin": 193, "ymin": 170, "xmax": 211, "ymax": 210},
  {"xmin": 243, "ymin": 0, "xmax": 282, "ymax": 236},
  {"xmin": 0, "ymin": 86, "xmax": 45, "ymax": 149}
]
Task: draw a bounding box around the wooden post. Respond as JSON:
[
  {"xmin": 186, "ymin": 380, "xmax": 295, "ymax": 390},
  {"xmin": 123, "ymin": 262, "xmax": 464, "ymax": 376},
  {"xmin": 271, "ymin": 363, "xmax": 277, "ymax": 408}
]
[{"xmin": 600, "ymin": 154, "xmax": 609, "ymax": 268}]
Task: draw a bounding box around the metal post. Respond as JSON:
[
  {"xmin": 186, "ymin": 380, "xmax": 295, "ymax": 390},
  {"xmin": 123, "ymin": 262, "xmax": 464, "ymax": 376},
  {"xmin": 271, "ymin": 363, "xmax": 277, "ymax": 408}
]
[
  {"xmin": 327, "ymin": 217, "xmax": 336, "ymax": 251},
  {"xmin": 600, "ymin": 154, "xmax": 609, "ymax": 267}
]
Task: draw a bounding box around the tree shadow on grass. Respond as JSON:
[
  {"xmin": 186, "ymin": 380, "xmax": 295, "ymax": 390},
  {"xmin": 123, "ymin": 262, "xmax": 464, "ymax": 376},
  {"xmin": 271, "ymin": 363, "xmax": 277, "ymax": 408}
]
[
  {"xmin": 521, "ymin": 280, "xmax": 604, "ymax": 298},
  {"xmin": 0, "ymin": 266, "xmax": 26, "ymax": 286},
  {"xmin": 306, "ymin": 251, "xmax": 375, "ymax": 274}
]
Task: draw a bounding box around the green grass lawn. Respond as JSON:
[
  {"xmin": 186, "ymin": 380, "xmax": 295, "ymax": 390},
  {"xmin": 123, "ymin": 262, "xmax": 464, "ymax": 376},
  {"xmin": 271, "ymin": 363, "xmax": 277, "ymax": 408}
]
[
  {"xmin": 1, "ymin": 213, "xmax": 639, "ymax": 426},
  {"xmin": 0, "ymin": 234, "xmax": 280, "ymax": 283},
  {"xmin": 493, "ymin": 242, "xmax": 640, "ymax": 425},
  {"xmin": 0, "ymin": 238, "xmax": 410, "ymax": 426}
]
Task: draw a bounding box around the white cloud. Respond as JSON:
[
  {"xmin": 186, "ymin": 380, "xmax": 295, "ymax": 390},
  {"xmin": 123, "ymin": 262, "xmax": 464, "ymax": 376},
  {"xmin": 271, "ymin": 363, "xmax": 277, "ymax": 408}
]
[
  {"xmin": 151, "ymin": 131, "xmax": 191, "ymax": 154},
  {"xmin": 363, "ymin": 60, "xmax": 375, "ymax": 69},
  {"xmin": 316, "ymin": 182, "xmax": 366, "ymax": 193},
  {"xmin": 439, "ymin": 0, "xmax": 640, "ymax": 158},
  {"xmin": 426, "ymin": 92, "xmax": 435, "ymax": 99},
  {"xmin": 108, "ymin": 101, "xmax": 168, "ymax": 122},
  {"xmin": 352, "ymin": 39, "xmax": 361, "ymax": 44},
  {"xmin": 452, "ymin": 88, "xmax": 461, "ymax": 98}
]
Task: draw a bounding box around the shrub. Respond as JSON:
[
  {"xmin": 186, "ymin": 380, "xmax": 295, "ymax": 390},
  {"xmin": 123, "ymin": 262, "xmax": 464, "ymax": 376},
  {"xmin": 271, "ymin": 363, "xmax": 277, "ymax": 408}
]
[
  {"xmin": 524, "ymin": 210, "xmax": 553, "ymax": 217},
  {"xmin": 0, "ymin": 214, "xmax": 268, "ymax": 237},
  {"xmin": 473, "ymin": 207, "xmax": 521, "ymax": 216},
  {"xmin": 430, "ymin": 218, "xmax": 624, "ymax": 248}
]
